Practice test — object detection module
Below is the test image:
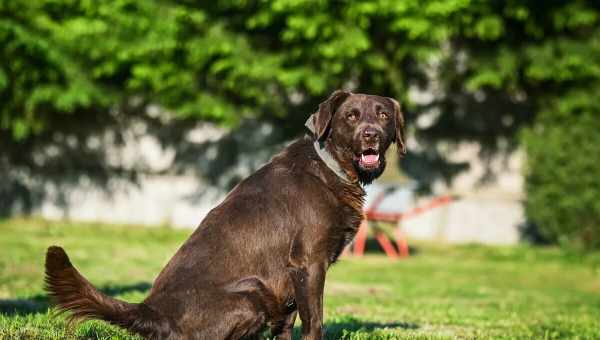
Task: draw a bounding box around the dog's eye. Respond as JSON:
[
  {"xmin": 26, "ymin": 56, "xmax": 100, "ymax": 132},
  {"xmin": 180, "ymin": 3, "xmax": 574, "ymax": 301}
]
[
  {"xmin": 379, "ymin": 112, "xmax": 389, "ymax": 120},
  {"xmin": 346, "ymin": 111, "xmax": 359, "ymax": 122}
]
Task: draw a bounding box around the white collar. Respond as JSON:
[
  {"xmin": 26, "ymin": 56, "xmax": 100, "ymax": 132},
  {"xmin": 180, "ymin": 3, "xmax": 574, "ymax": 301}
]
[{"xmin": 305, "ymin": 115, "xmax": 355, "ymax": 184}]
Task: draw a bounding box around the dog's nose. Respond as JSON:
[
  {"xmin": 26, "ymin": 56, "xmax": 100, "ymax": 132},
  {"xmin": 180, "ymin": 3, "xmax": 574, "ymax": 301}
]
[{"xmin": 362, "ymin": 128, "xmax": 379, "ymax": 142}]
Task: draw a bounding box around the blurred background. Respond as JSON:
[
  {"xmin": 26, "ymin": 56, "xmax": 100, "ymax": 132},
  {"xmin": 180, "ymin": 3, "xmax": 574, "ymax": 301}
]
[
  {"xmin": 1, "ymin": 0, "xmax": 600, "ymax": 250},
  {"xmin": 2, "ymin": 1, "xmax": 600, "ymax": 338}
]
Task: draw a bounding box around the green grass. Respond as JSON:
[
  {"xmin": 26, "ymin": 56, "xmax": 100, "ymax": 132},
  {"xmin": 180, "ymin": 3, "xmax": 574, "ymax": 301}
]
[{"xmin": 1, "ymin": 218, "xmax": 599, "ymax": 339}]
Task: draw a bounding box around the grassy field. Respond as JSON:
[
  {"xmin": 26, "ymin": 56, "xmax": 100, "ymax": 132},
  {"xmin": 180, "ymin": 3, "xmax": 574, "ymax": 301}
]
[{"xmin": 1, "ymin": 218, "xmax": 599, "ymax": 339}]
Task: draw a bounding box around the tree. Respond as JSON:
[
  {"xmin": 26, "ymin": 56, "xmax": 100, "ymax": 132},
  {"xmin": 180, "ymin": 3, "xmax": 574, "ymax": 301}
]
[{"xmin": 2, "ymin": 0, "xmax": 600, "ymax": 247}]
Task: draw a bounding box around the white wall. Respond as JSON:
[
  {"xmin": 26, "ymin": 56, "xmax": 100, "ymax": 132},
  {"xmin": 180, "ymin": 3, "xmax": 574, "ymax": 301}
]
[{"xmin": 36, "ymin": 126, "xmax": 526, "ymax": 244}]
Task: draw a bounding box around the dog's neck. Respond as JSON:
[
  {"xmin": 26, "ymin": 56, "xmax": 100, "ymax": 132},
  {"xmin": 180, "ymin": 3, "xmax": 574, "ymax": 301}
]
[
  {"xmin": 312, "ymin": 140, "xmax": 356, "ymax": 184},
  {"xmin": 305, "ymin": 114, "xmax": 359, "ymax": 185}
]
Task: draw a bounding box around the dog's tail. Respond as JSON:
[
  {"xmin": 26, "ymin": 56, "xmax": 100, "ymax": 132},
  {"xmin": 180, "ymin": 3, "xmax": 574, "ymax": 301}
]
[{"xmin": 44, "ymin": 246, "xmax": 179, "ymax": 339}]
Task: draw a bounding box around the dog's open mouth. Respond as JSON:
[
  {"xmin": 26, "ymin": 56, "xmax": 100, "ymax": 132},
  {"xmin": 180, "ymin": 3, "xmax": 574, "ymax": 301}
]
[{"xmin": 359, "ymin": 149, "xmax": 380, "ymax": 169}]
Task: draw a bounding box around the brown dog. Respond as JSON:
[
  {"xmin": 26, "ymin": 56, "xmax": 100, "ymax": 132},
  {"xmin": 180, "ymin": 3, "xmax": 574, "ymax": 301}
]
[{"xmin": 44, "ymin": 90, "xmax": 406, "ymax": 339}]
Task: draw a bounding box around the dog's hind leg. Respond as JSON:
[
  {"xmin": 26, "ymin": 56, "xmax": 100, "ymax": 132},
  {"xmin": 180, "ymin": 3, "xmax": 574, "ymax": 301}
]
[
  {"xmin": 227, "ymin": 276, "xmax": 299, "ymax": 340},
  {"xmin": 225, "ymin": 276, "xmax": 281, "ymax": 319},
  {"xmin": 271, "ymin": 309, "xmax": 297, "ymax": 340},
  {"xmin": 179, "ymin": 293, "xmax": 266, "ymax": 340},
  {"xmin": 177, "ymin": 277, "xmax": 277, "ymax": 340},
  {"xmin": 224, "ymin": 308, "xmax": 266, "ymax": 340}
]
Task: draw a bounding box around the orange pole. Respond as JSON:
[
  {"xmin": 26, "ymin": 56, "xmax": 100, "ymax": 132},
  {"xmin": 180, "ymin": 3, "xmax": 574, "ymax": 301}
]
[
  {"xmin": 353, "ymin": 218, "xmax": 368, "ymax": 256},
  {"xmin": 395, "ymin": 228, "xmax": 410, "ymax": 257},
  {"xmin": 375, "ymin": 233, "xmax": 399, "ymax": 259}
]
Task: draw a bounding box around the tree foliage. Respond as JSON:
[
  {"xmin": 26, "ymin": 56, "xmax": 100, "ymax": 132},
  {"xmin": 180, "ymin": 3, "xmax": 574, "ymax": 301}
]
[
  {"xmin": 523, "ymin": 111, "xmax": 600, "ymax": 249},
  {"xmin": 1, "ymin": 0, "xmax": 600, "ymax": 244}
]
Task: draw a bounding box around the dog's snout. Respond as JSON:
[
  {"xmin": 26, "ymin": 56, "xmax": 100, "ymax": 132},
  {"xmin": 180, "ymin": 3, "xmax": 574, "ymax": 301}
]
[{"xmin": 362, "ymin": 127, "xmax": 380, "ymax": 142}]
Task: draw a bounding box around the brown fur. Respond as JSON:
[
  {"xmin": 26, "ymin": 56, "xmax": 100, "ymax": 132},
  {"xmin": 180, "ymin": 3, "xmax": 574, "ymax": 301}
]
[{"xmin": 44, "ymin": 90, "xmax": 406, "ymax": 340}]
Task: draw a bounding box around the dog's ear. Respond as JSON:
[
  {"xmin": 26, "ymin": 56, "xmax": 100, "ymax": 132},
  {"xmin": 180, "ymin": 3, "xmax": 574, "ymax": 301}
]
[
  {"xmin": 387, "ymin": 97, "xmax": 406, "ymax": 155},
  {"xmin": 313, "ymin": 90, "xmax": 351, "ymax": 141}
]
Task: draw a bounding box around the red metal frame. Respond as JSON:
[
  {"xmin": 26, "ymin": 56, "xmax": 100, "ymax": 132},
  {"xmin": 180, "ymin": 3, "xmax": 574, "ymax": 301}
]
[
  {"xmin": 365, "ymin": 195, "xmax": 453, "ymax": 223},
  {"xmin": 352, "ymin": 192, "xmax": 453, "ymax": 259}
]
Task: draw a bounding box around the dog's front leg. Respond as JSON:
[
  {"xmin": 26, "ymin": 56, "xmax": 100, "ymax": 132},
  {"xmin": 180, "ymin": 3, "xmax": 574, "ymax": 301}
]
[{"xmin": 289, "ymin": 261, "xmax": 326, "ymax": 340}]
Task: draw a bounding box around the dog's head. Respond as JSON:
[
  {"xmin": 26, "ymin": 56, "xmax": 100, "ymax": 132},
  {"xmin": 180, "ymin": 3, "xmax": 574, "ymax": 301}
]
[{"xmin": 311, "ymin": 90, "xmax": 406, "ymax": 185}]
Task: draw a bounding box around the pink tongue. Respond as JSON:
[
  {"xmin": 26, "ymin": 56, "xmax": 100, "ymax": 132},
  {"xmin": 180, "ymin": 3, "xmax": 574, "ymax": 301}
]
[{"xmin": 362, "ymin": 154, "xmax": 379, "ymax": 165}]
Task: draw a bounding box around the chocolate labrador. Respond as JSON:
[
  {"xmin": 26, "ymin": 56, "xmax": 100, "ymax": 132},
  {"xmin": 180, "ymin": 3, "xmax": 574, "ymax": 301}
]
[{"xmin": 44, "ymin": 90, "xmax": 406, "ymax": 339}]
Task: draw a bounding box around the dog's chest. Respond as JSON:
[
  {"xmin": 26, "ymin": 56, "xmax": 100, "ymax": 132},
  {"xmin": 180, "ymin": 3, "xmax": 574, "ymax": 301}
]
[{"xmin": 327, "ymin": 187, "xmax": 365, "ymax": 264}]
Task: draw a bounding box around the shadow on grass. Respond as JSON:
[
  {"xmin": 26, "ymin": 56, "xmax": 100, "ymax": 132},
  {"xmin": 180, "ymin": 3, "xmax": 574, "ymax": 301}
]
[
  {"xmin": 0, "ymin": 282, "xmax": 151, "ymax": 316},
  {"xmin": 361, "ymin": 238, "xmax": 420, "ymax": 256},
  {"xmin": 323, "ymin": 318, "xmax": 419, "ymax": 339},
  {"xmin": 0, "ymin": 295, "xmax": 48, "ymax": 315},
  {"xmin": 287, "ymin": 317, "xmax": 419, "ymax": 339}
]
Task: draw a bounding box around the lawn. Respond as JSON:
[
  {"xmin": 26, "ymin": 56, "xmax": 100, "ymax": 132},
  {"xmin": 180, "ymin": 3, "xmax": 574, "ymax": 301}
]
[{"xmin": 1, "ymin": 218, "xmax": 599, "ymax": 339}]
